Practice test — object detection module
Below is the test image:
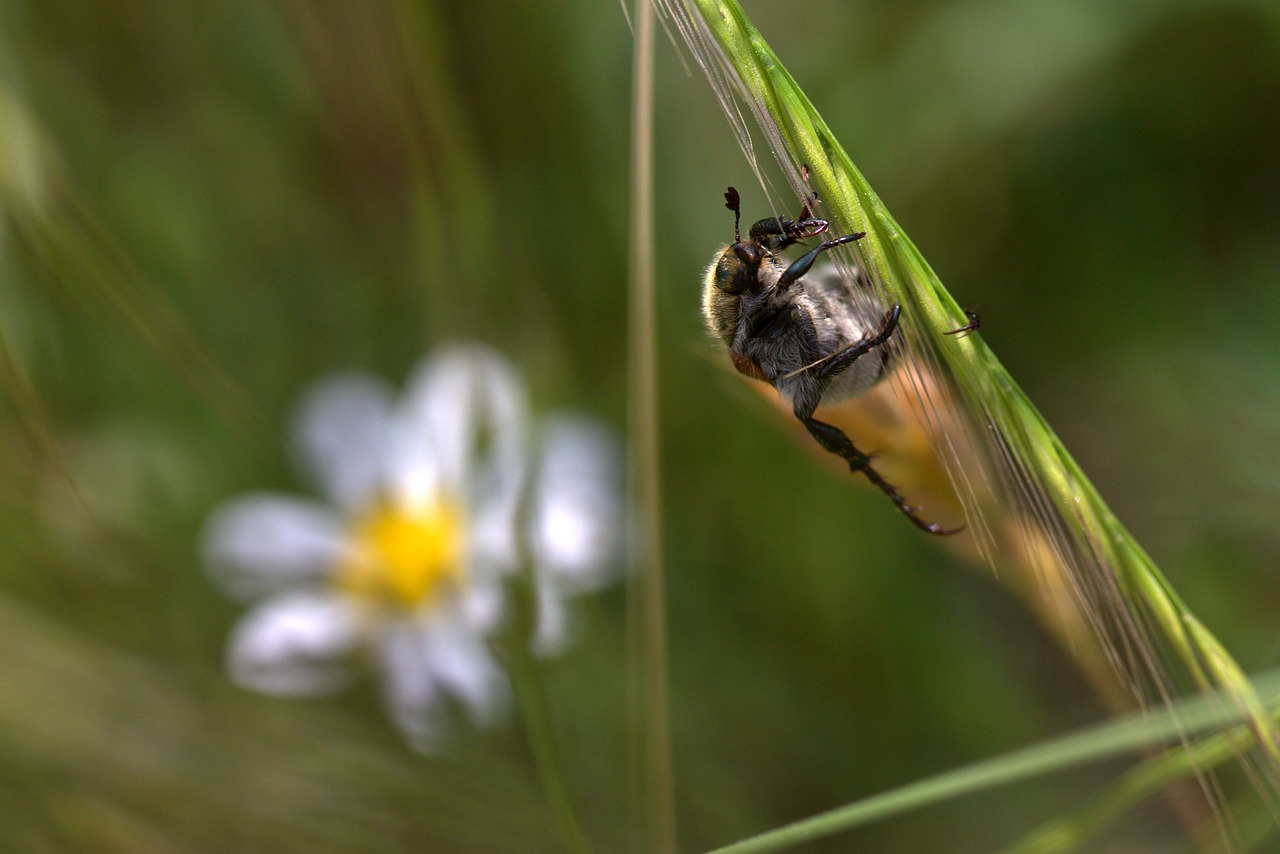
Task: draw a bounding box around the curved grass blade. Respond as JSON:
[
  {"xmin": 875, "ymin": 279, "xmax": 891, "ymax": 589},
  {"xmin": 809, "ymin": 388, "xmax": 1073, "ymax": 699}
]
[
  {"xmin": 706, "ymin": 667, "xmax": 1280, "ymax": 854},
  {"xmin": 1000, "ymin": 718, "xmax": 1274, "ymax": 853},
  {"xmin": 659, "ymin": 0, "xmax": 1280, "ymax": 823}
]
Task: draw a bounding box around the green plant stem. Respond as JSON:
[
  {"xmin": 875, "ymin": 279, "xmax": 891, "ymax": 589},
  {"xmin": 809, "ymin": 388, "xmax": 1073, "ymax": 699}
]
[
  {"xmin": 503, "ymin": 584, "xmax": 590, "ymax": 854},
  {"xmin": 628, "ymin": 0, "xmax": 677, "ymax": 850}
]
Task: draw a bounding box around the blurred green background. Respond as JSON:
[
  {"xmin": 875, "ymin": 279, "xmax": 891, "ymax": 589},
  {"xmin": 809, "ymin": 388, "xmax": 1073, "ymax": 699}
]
[{"xmin": 2, "ymin": 0, "xmax": 1279, "ymax": 850}]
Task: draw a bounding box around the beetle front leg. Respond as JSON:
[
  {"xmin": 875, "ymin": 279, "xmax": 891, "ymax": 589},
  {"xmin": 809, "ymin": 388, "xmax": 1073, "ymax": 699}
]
[{"xmin": 777, "ymin": 232, "xmax": 866, "ymax": 290}]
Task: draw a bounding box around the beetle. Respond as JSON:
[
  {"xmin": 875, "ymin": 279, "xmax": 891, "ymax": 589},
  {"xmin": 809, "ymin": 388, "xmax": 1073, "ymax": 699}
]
[{"xmin": 702, "ymin": 187, "xmax": 960, "ymax": 535}]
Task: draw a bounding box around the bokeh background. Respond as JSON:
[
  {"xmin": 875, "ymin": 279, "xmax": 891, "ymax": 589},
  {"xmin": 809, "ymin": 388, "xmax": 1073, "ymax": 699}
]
[{"xmin": 2, "ymin": 0, "xmax": 1279, "ymax": 850}]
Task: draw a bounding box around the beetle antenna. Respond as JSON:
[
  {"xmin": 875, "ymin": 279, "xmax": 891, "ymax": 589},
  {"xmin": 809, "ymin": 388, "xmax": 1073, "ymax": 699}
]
[{"xmin": 724, "ymin": 186, "xmax": 741, "ymax": 242}]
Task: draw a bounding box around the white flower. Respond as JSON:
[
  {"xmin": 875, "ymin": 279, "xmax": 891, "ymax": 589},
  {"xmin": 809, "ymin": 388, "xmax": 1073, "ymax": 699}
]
[{"xmin": 202, "ymin": 344, "xmax": 620, "ymax": 751}]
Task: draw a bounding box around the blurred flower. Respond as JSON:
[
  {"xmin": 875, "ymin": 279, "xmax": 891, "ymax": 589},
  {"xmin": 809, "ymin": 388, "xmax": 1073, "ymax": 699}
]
[
  {"xmin": 202, "ymin": 344, "xmax": 621, "ymax": 751},
  {"xmin": 527, "ymin": 414, "xmax": 624, "ymax": 656}
]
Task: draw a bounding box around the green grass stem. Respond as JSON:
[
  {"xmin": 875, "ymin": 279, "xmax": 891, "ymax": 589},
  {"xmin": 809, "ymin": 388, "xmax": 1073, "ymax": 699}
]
[{"xmin": 629, "ymin": 0, "xmax": 677, "ymax": 850}]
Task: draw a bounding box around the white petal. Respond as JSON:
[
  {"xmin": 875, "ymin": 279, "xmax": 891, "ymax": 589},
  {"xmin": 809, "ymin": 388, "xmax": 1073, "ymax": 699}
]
[
  {"xmin": 458, "ymin": 579, "xmax": 506, "ymax": 634},
  {"xmin": 202, "ymin": 494, "xmax": 347, "ymax": 599},
  {"xmin": 226, "ymin": 593, "xmax": 360, "ymax": 696},
  {"xmin": 376, "ymin": 621, "xmax": 447, "ymax": 752},
  {"xmin": 388, "ymin": 344, "xmax": 528, "ymax": 517},
  {"xmin": 291, "ymin": 372, "xmax": 395, "ymax": 511},
  {"xmin": 422, "ymin": 620, "xmax": 509, "ymax": 728},
  {"xmin": 529, "ymin": 414, "xmax": 623, "ymax": 592}
]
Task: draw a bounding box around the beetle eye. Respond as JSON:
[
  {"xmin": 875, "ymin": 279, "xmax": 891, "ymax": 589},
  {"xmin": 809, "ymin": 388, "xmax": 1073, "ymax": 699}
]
[{"xmin": 715, "ymin": 251, "xmax": 753, "ymax": 294}]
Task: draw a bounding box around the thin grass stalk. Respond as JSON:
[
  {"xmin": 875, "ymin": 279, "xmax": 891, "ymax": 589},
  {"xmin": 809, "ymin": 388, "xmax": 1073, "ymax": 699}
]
[
  {"xmin": 628, "ymin": 0, "xmax": 677, "ymax": 850},
  {"xmin": 503, "ymin": 579, "xmax": 591, "ymax": 854},
  {"xmin": 661, "ymin": 0, "xmax": 1279, "ymax": 780}
]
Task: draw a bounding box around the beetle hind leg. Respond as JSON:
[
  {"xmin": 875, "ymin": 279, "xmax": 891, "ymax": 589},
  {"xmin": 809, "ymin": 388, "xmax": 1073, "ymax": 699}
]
[{"xmin": 799, "ymin": 414, "xmax": 962, "ymax": 536}]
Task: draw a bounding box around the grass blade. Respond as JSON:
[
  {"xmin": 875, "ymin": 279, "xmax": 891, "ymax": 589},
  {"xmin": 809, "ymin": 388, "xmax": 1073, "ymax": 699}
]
[{"xmin": 709, "ymin": 669, "xmax": 1280, "ymax": 853}]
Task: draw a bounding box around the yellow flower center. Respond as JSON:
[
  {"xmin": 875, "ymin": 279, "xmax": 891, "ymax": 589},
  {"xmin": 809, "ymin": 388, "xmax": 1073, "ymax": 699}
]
[{"xmin": 336, "ymin": 499, "xmax": 465, "ymax": 609}]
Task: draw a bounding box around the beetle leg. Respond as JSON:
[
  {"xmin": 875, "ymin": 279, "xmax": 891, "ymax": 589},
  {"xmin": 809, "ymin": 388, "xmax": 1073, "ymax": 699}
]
[
  {"xmin": 796, "ymin": 412, "xmax": 963, "ymax": 536},
  {"xmin": 792, "ymin": 304, "xmax": 961, "ymax": 535},
  {"xmin": 812, "ymin": 305, "xmax": 900, "ymax": 382},
  {"xmin": 777, "ymin": 232, "xmax": 865, "ymax": 290},
  {"xmin": 944, "ymin": 309, "xmax": 981, "ymax": 338}
]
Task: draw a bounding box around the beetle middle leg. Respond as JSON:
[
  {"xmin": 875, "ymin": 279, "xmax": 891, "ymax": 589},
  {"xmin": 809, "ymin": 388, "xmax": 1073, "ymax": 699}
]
[{"xmin": 812, "ymin": 304, "xmax": 900, "ymax": 381}]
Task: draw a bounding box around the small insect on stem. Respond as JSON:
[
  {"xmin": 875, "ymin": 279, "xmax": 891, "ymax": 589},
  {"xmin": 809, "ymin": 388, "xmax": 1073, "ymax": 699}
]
[
  {"xmin": 944, "ymin": 309, "xmax": 981, "ymax": 338},
  {"xmin": 796, "ymin": 190, "xmax": 820, "ymax": 224},
  {"xmin": 796, "ymin": 165, "xmax": 820, "ymax": 222},
  {"xmin": 701, "ymin": 186, "xmax": 962, "ymax": 535}
]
